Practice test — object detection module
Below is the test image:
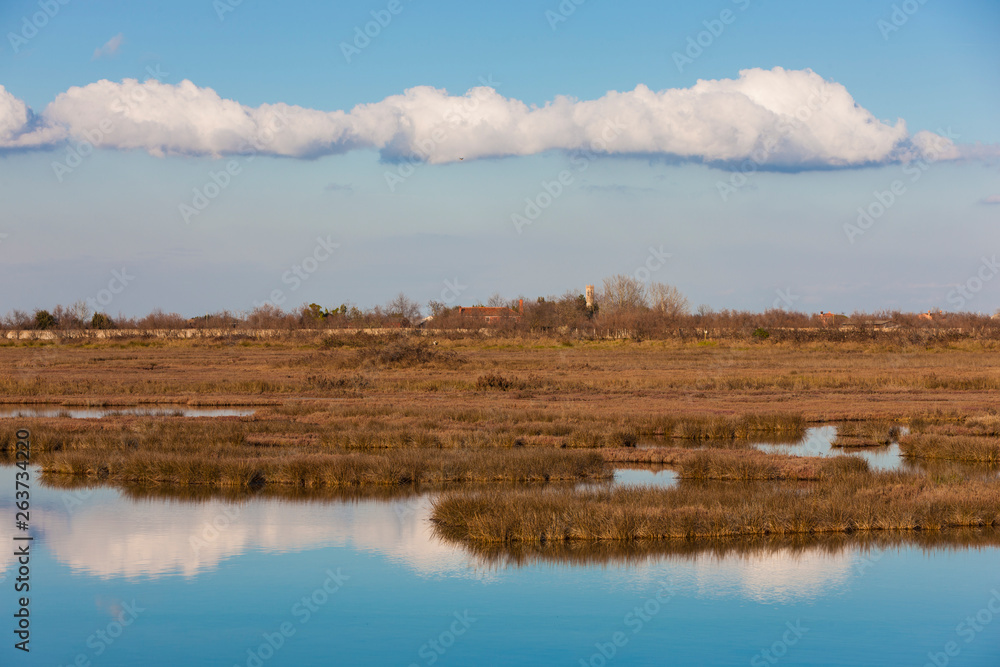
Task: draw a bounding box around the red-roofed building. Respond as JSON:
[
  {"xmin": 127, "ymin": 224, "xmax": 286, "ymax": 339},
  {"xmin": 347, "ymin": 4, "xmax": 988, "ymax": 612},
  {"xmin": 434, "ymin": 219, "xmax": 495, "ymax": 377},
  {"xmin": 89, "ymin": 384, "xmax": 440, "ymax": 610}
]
[{"xmin": 458, "ymin": 299, "xmax": 523, "ymax": 323}]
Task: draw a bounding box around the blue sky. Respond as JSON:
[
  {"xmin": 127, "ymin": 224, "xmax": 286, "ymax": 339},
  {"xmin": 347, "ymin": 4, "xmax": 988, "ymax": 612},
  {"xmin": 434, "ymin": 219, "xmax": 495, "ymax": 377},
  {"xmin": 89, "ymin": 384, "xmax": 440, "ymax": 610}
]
[{"xmin": 1, "ymin": 0, "xmax": 998, "ymax": 317}]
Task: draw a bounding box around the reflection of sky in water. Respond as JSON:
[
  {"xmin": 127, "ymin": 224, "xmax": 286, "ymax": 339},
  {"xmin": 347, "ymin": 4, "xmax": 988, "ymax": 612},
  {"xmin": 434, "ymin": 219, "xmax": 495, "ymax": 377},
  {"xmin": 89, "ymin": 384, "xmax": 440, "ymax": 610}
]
[
  {"xmin": 0, "ymin": 472, "xmax": 475, "ymax": 581},
  {"xmin": 754, "ymin": 425, "xmax": 904, "ymax": 471},
  {"xmin": 612, "ymin": 467, "xmax": 678, "ymax": 489},
  {"xmin": 0, "ymin": 405, "xmax": 254, "ymax": 418},
  {"xmin": 690, "ymin": 548, "xmax": 852, "ymax": 604},
  {"xmin": 0, "ymin": 467, "xmax": 874, "ymax": 604},
  {"xmin": 1, "ymin": 465, "xmax": 999, "ymax": 665}
]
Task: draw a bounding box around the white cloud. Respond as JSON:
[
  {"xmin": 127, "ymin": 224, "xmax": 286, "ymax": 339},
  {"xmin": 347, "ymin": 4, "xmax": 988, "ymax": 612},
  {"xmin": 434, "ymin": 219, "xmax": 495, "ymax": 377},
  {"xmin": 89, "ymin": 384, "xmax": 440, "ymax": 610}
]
[
  {"xmin": 92, "ymin": 33, "xmax": 124, "ymax": 60},
  {"xmin": 0, "ymin": 85, "xmax": 66, "ymax": 149},
  {"xmin": 1, "ymin": 68, "xmax": 996, "ymax": 170},
  {"xmin": 981, "ymin": 195, "xmax": 1000, "ymax": 205}
]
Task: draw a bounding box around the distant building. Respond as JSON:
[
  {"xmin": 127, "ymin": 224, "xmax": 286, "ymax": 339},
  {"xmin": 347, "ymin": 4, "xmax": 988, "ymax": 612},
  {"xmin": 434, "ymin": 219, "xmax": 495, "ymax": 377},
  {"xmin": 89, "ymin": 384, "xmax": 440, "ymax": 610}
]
[{"xmin": 457, "ymin": 299, "xmax": 524, "ymax": 323}]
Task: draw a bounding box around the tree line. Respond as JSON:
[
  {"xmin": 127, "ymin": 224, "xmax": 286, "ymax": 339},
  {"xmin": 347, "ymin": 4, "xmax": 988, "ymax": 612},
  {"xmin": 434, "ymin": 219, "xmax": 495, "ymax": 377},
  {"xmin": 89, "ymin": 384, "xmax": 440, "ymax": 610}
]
[{"xmin": 5, "ymin": 274, "xmax": 1000, "ymax": 341}]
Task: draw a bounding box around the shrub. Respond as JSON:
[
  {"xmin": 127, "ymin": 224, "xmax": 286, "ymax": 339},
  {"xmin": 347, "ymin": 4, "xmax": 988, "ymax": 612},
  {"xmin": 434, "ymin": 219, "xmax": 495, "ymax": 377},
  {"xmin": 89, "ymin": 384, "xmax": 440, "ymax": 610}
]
[
  {"xmin": 476, "ymin": 373, "xmax": 518, "ymax": 391},
  {"xmin": 91, "ymin": 313, "xmax": 114, "ymax": 329},
  {"xmin": 34, "ymin": 310, "xmax": 57, "ymax": 330}
]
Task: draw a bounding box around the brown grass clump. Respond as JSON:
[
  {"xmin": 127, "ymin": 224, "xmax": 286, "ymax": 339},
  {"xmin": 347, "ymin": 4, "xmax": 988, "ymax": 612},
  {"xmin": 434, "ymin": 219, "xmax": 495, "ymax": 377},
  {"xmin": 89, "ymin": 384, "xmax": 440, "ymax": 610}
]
[
  {"xmin": 899, "ymin": 434, "xmax": 1000, "ymax": 463},
  {"xmin": 351, "ymin": 335, "xmax": 462, "ymax": 368},
  {"xmin": 431, "ymin": 470, "xmax": 1000, "ymax": 544},
  {"xmin": 831, "ymin": 420, "xmax": 901, "ymax": 447},
  {"xmin": 0, "ymin": 419, "xmax": 608, "ymax": 488},
  {"xmin": 602, "ymin": 446, "xmax": 866, "ymax": 480},
  {"xmin": 671, "ymin": 413, "xmax": 805, "ymax": 440},
  {"xmin": 37, "ymin": 447, "xmax": 608, "ymax": 488},
  {"xmin": 475, "ymin": 373, "xmax": 523, "ymax": 391},
  {"xmin": 899, "ymin": 413, "xmax": 1000, "ymax": 462},
  {"xmin": 964, "ymin": 414, "xmax": 1000, "ymax": 436}
]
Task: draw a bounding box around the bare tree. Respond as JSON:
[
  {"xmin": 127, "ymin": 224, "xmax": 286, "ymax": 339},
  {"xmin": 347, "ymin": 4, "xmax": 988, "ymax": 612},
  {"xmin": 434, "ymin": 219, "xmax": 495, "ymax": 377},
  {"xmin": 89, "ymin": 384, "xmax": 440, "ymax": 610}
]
[
  {"xmin": 648, "ymin": 282, "xmax": 690, "ymax": 317},
  {"xmin": 385, "ymin": 293, "xmax": 421, "ymax": 321},
  {"xmin": 486, "ymin": 292, "xmax": 507, "ymax": 308},
  {"xmin": 2, "ymin": 310, "xmax": 32, "ymax": 330},
  {"xmin": 600, "ymin": 274, "xmax": 647, "ymax": 312}
]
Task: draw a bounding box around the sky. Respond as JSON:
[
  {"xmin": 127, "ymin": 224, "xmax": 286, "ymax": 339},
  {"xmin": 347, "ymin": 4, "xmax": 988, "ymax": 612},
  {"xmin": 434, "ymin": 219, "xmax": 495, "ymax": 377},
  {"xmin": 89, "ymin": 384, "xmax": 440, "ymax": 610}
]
[{"xmin": 1, "ymin": 0, "xmax": 998, "ymax": 318}]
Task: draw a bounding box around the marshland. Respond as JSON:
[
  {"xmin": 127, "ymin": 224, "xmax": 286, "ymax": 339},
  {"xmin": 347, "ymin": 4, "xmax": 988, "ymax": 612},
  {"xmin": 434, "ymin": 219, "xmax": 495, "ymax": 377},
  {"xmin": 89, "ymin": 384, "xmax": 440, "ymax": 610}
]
[
  {"xmin": 3, "ymin": 326, "xmax": 1000, "ymax": 665},
  {"xmin": 1, "ymin": 329, "xmax": 997, "ymax": 512}
]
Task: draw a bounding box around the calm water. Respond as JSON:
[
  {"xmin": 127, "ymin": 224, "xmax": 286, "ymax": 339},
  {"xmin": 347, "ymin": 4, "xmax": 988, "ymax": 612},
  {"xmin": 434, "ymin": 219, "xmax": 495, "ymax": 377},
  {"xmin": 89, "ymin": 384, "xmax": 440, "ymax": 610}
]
[
  {"xmin": 0, "ymin": 405, "xmax": 256, "ymax": 419},
  {"xmin": 752, "ymin": 425, "xmax": 905, "ymax": 471},
  {"xmin": 1, "ymin": 466, "xmax": 998, "ymax": 666},
  {"xmin": 637, "ymin": 425, "xmax": 960, "ymax": 474},
  {"xmin": 613, "ymin": 466, "xmax": 679, "ymax": 488}
]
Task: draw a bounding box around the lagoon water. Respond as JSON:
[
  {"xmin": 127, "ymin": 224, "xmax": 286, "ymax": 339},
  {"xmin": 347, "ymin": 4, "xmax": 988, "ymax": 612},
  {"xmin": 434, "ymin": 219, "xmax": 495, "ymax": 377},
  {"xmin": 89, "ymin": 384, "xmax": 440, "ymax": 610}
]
[
  {"xmin": 752, "ymin": 425, "xmax": 905, "ymax": 472},
  {"xmin": 0, "ymin": 405, "xmax": 256, "ymax": 419},
  {"xmin": 2, "ymin": 465, "xmax": 999, "ymax": 666}
]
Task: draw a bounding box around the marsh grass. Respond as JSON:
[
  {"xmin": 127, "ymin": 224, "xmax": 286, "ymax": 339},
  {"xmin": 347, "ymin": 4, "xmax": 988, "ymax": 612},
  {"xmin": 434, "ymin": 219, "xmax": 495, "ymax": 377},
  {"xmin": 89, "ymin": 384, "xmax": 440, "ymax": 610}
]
[
  {"xmin": 37, "ymin": 448, "xmax": 608, "ymax": 487},
  {"xmin": 431, "ymin": 470, "xmax": 1000, "ymax": 544},
  {"xmin": 900, "ymin": 435, "xmax": 1000, "ymax": 463},
  {"xmin": 0, "ymin": 420, "xmax": 608, "ymax": 487},
  {"xmin": 564, "ymin": 413, "xmax": 804, "ymax": 448},
  {"xmin": 350, "ymin": 335, "xmax": 463, "ymax": 369},
  {"xmin": 832, "ymin": 420, "xmax": 902, "ymax": 448},
  {"xmin": 451, "ymin": 528, "xmax": 1000, "ymax": 569},
  {"xmin": 602, "ymin": 446, "xmax": 866, "ymax": 480},
  {"xmin": 670, "ymin": 413, "xmax": 805, "ymax": 440},
  {"xmin": 40, "ymin": 472, "xmax": 585, "ymax": 506},
  {"xmin": 899, "ymin": 413, "xmax": 1000, "ymax": 462}
]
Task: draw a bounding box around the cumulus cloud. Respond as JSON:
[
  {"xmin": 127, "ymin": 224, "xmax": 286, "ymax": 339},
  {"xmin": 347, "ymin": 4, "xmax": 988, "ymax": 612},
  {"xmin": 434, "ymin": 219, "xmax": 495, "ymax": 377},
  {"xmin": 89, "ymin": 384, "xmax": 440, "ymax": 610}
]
[
  {"xmin": 0, "ymin": 85, "xmax": 65, "ymax": 149},
  {"xmin": 1, "ymin": 67, "xmax": 996, "ymax": 170},
  {"xmin": 92, "ymin": 33, "xmax": 124, "ymax": 60}
]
